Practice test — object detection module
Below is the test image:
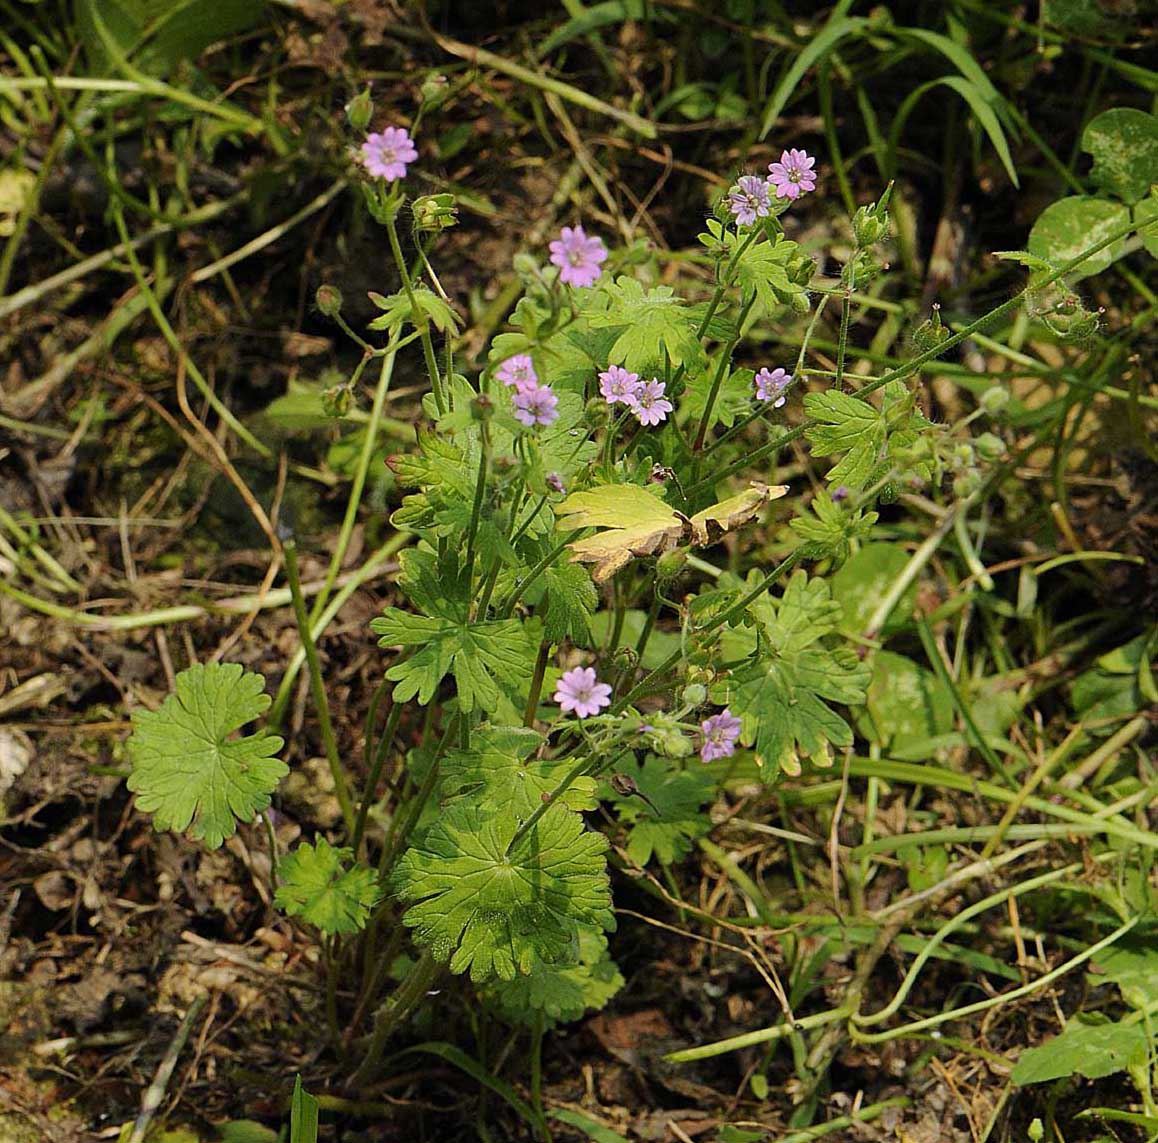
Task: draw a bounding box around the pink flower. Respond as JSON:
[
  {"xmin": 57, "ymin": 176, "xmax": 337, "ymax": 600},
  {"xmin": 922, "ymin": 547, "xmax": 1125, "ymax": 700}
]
[
  {"xmin": 627, "ymin": 379, "xmax": 673, "ymax": 427},
  {"xmin": 549, "ymin": 225, "xmax": 608, "ymax": 288},
  {"xmin": 755, "ymin": 367, "xmax": 791, "ymax": 407},
  {"xmin": 512, "ymin": 382, "xmax": 559, "ymax": 428},
  {"xmin": 599, "ymin": 364, "xmax": 641, "ymax": 405},
  {"xmin": 360, "ymin": 126, "xmax": 418, "ymax": 181},
  {"xmin": 727, "ymin": 175, "xmax": 772, "ymax": 226},
  {"xmin": 496, "ymin": 354, "xmax": 537, "ymax": 390},
  {"xmin": 553, "ymin": 666, "xmax": 612, "ymax": 719},
  {"xmin": 546, "ymin": 472, "xmax": 566, "ymax": 494},
  {"xmin": 700, "ymin": 709, "xmax": 742, "ymax": 762},
  {"xmin": 767, "ymin": 148, "xmax": 816, "ymax": 201}
]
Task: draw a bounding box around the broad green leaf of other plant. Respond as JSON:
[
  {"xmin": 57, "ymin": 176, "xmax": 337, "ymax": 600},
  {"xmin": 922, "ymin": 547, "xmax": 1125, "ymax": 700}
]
[
  {"xmin": 487, "ymin": 925, "xmax": 624, "ymax": 1025},
  {"xmin": 1028, "ymin": 197, "xmax": 1130, "ymax": 282},
  {"xmin": 556, "ymin": 481, "xmax": 785, "ymax": 583},
  {"xmin": 440, "ymin": 724, "xmax": 599, "ymax": 818},
  {"xmin": 392, "ymin": 802, "xmax": 614, "ymax": 982},
  {"xmin": 715, "ymin": 571, "xmax": 870, "ymax": 775},
  {"xmin": 1011, "ymin": 1016, "xmax": 1149, "ymax": 1085},
  {"xmin": 126, "ymin": 663, "xmax": 286, "ymax": 849},
  {"xmin": 371, "ymin": 609, "xmax": 531, "ymax": 712},
  {"xmin": 274, "ymin": 837, "xmax": 380, "ymax": 936},
  {"xmin": 606, "ymin": 756, "xmax": 715, "ymax": 866},
  {"xmin": 1081, "ymin": 108, "xmax": 1158, "ymax": 205}
]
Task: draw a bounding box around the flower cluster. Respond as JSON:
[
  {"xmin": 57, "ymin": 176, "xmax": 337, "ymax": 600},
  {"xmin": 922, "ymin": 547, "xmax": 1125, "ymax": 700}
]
[
  {"xmin": 597, "ymin": 366, "xmax": 673, "ymax": 427},
  {"xmin": 727, "ymin": 147, "xmax": 816, "ymax": 226},
  {"xmin": 495, "ymin": 354, "xmax": 560, "ymax": 429}
]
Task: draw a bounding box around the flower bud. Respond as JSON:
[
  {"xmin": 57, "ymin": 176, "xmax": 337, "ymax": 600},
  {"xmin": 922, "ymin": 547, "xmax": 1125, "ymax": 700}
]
[
  {"xmin": 584, "ymin": 397, "xmax": 610, "ymax": 428},
  {"xmin": 512, "ymin": 252, "xmax": 540, "ymax": 278},
  {"xmin": 954, "ymin": 471, "xmax": 981, "ymax": 498},
  {"xmin": 642, "ymin": 712, "xmax": 692, "ymax": 758},
  {"xmin": 315, "ymin": 283, "xmax": 343, "ymax": 317},
  {"xmin": 975, "ymin": 432, "xmax": 1006, "ymax": 462},
  {"xmin": 913, "ymin": 305, "xmax": 950, "ymax": 354},
  {"xmin": 611, "ymin": 645, "xmax": 638, "ymax": 673},
  {"xmin": 952, "ymin": 443, "xmax": 975, "ymax": 469},
  {"xmin": 412, "ymin": 192, "xmax": 458, "ymax": 234},
  {"xmin": 980, "ymin": 386, "xmax": 1009, "ymax": 414},
  {"xmin": 681, "ymin": 682, "xmax": 707, "ymax": 708},
  {"xmin": 656, "ymin": 548, "xmax": 688, "ymax": 583},
  {"xmin": 470, "ymin": 394, "xmax": 494, "ymax": 422},
  {"xmin": 345, "ymin": 87, "xmax": 373, "ymax": 131},
  {"xmin": 321, "ymin": 384, "xmax": 352, "ymax": 418},
  {"xmin": 420, "ymin": 73, "xmax": 449, "ymax": 107}
]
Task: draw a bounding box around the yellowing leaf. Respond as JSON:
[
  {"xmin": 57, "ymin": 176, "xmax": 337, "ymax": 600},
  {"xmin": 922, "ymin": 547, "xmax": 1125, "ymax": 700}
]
[
  {"xmin": 555, "ymin": 482, "xmax": 786, "ymax": 583},
  {"xmin": 0, "ymin": 169, "xmax": 35, "ymax": 238}
]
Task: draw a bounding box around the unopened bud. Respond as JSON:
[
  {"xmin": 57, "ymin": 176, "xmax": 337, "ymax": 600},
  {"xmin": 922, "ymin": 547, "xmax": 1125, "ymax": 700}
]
[
  {"xmin": 609, "ymin": 773, "xmax": 638, "ymax": 797},
  {"xmin": 611, "ymin": 645, "xmax": 638, "ymax": 673},
  {"xmin": 975, "ymin": 432, "xmax": 1006, "ymax": 462},
  {"xmin": 470, "ymin": 394, "xmax": 494, "ymax": 422},
  {"xmin": 913, "ymin": 305, "xmax": 950, "ymax": 354},
  {"xmin": 584, "ymin": 397, "xmax": 609, "ymax": 428},
  {"xmin": 954, "ymin": 471, "xmax": 982, "ymax": 498},
  {"xmin": 656, "ymin": 548, "xmax": 688, "ymax": 582},
  {"xmin": 681, "ymin": 682, "xmax": 707, "ymax": 708},
  {"xmin": 420, "ymin": 73, "xmax": 449, "ymax": 106},
  {"xmin": 315, "ymin": 283, "xmax": 343, "ymax": 317},
  {"xmin": 412, "ymin": 193, "xmax": 458, "ymax": 234},
  {"xmin": 345, "ymin": 87, "xmax": 373, "ymax": 131},
  {"xmin": 980, "ymin": 386, "xmax": 1009, "ymax": 414},
  {"xmin": 321, "ymin": 384, "xmax": 352, "ymax": 418}
]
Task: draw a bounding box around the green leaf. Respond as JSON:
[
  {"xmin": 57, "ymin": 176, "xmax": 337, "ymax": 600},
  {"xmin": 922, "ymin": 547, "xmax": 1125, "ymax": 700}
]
[
  {"xmin": 368, "ymin": 286, "xmax": 460, "ymax": 335},
  {"xmin": 606, "ymin": 756, "xmax": 715, "ymax": 866},
  {"xmin": 1082, "ymin": 108, "xmax": 1158, "ymax": 205},
  {"xmin": 1088, "ymin": 935, "xmax": 1158, "ymax": 1012},
  {"xmin": 76, "ymin": 0, "xmax": 267, "ymax": 76},
  {"xmin": 487, "ymin": 925, "xmax": 623, "ymax": 1025},
  {"xmin": 541, "ymin": 563, "xmax": 599, "ymax": 646},
  {"xmin": 1011, "ymin": 1016, "xmax": 1149, "ymax": 1085},
  {"xmin": 587, "ymin": 277, "xmax": 702, "ymax": 373},
  {"xmin": 788, "ymin": 493, "xmax": 878, "ymax": 564},
  {"xmin": 550, "ymin": 1109, "xmax": 630, "ymax": 1143},
  {"xmin": 1136, "ymin": 191, "xmax": 1158, "ymax": 260},
  {"xmin": 759, "ymin": 15, "xmax": 867, "ymax": 139},
  {"xmin": 371, "ymin": 609, "xmax": 531, "ymax": 712},
  {"xmin": 733, "ymin": 235, "xmax": 811, "ymax": 316},
  {"xmin": 289, "ymin": 1076, "xmax": 319, "ymax": 1143},
  {"xmin": 1028, "ymin": 197, "xmax": 1131, "ymax": 282},
  {"xmin": 680, "ymin": 366, "xmax": 755, "ymax": 432},
  {"xmin": 855, "ymin": 651, "xmax": 954, "ymax": 758},
  {"xmin": 802, "ymin": 390, "xmax": 886, "ymax": 489},
  {"xmin": 536, "ymin": 0, "xmax": 648, "ymax": 56},
  {"xmin": 715, "ymin": 571, "xmax": 870, "ymax": 776},
  {"xmin": 392, "ymin": 801, "xmax": 613, "ymax": 982},
  {"xmin": 274, "ymin": 837, "xmax": 380, "ymax": 936},
  {"xmin": 831, "ymin": 543, "xmax": 916, "ymax": 635},
  {"xmin": 440, "ymin": 724, "xmax": 598, "ymax": 818},
  {"xmin": 126, "ymin": 663, "xmax": 286, "ymax": 849}
]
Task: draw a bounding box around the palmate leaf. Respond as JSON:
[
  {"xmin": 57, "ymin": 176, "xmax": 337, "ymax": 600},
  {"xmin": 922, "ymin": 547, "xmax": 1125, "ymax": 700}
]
[
  {"xmin": 732, "ymin": 234, "xmax": 812, "ymax": 317},
  {"xmin": 275, "ymin": 837, "xmax": 380, "ymax": 936},
  {"xmin": 606, "ymin": 756, "xmax": 715, "ymax": 866},
  {"xmin": 371, "ymin": 609, "xmax": 532, "ymax": 713},
  {"xmin": 586, "ymin": 277, "xmax": 703, "ymax": 373},
  {"xmin": 368, "ymin": 286, "xmax": 460, "ymax": 335},
  {"xmin": 714, "ymin": 572, "xmax": 870, "ymax": 776},
  {"xmin": 126, "ymin": 663, "xmax": 286, "ymax": 849},
  {"xmin": 392, "ymin": 801, "xmax": 614, "ymax": 982},
  {"xmin": 440, "ymin": 724, "xmax": 598, "ymax": 818},
  {"xmin": 556, "ymin": 481, "xmax": 786, "ymax": 583},
  {"xmin": 541, "ymin": 564, "xmax": 599, "ymax": 646},
  {"xmin": 487, "ymin": 925, "xmax": 624, "ymax": 1026}
]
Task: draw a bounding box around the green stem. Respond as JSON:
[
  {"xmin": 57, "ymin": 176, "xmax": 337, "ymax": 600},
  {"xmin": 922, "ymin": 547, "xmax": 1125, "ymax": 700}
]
[
  {"xmin": 309, "ymin": 347, "xmax": 399, "ymax": 625},
  {"xmin": 350, "ymin": 950, "xmax": 443, "ymax": 1089},
  {"xmin": 284, "ymin": 539, "xmax": 356, "ymax": 838},
  {"xmin": 524, "ymin": 642, "xmax": 552, "ymax": 727},
  {"xmin": 385, "ymin": 213, "xmax": 445, "ymax": 415},
  {"xmin": 464, "ymin": 420, "xmax": 492, "ymax": 603},
  {"xmin": 692, "ymin": 295, "xmax": 755, "ymax": 452},
  {"xmin": 352, "ymin": 698, "xmax": 404, "ymax": 860}
]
